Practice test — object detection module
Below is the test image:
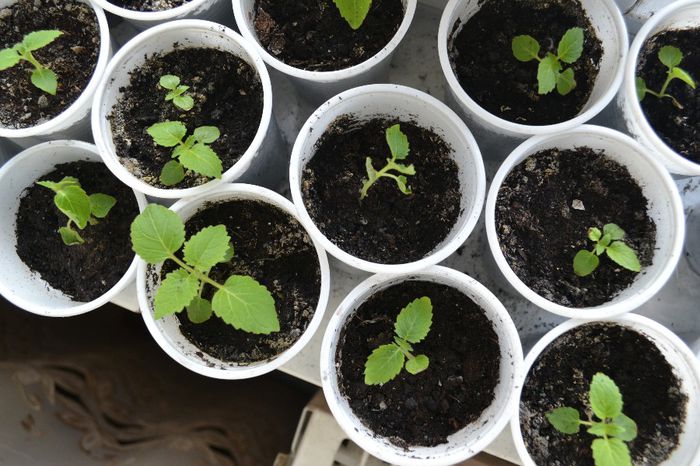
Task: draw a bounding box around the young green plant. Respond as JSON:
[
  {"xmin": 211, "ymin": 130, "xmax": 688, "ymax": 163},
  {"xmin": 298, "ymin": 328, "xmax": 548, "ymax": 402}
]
[
  {"xmin": 130, "ymin": 204, "xmax": 279, "ymax": 333},
  {"xmin": 547, "ymin": 373, "xmax": 638, "ymax": 466},
  {"xmin": 333, "ymin": 0, "xmax": 372, "ymax": 30},
  {"xmin": 512, "ymin": 27, "xmax": 584, "ymax": 95},
  {"xmin": 159, "ymin": 74, "xmax": 195, "ymax": 111},
  {"xmin": 573, "ymin": 223, "xmax": 641, "ymax": 277},
  {"xmin": 364, "ymin": 297, "xmax": 432, "ymax": 385},
  {"xmin": 636, "ymin": 45, "xmax": 696, "ymax": 109},
  {"xmin": 147, "ymin": 121, "xmax": 223, "ymax": 186},
  {"xmin": 0, "ymin": 30, "xmax": 63, "ymax": 95},
  {"xmin": 360, "ymin": 123, "xmax": 416, "ymax": 200},
  {"xmin": 37, "ymin": 176, "xmax": 116, "ymax": 246}
]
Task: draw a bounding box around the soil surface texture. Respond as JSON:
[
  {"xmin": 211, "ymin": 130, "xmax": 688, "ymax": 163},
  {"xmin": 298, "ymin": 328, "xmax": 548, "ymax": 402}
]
[
  {"xmin": 170, "ymin": 199, "xmax": 321, "ymax": 364},
  {"xmin": 109, "ymin": 47, "xmax": 263, "ymax": 189},
  {"xmin": 15, "ymin": 161, "xmax": 139, "ymax": 302},
  {"xmin": 253, "ymin": 0, "xmax": 404, "ymax": 71},
  {"xmin": 638, "ymin": 28, "xmax": 700, "ymax": 164},
  {"xmin": 495, "ymin": 147, "xmax": 656, "ymax": 308},
  {"xmin": 0, "ymin": 0, "xmax": 100, "ymax": 128},
  {"xmin": 521, "ymin": 322, "xmax": 687, "ymax": 466},
  {"xmin": 337, "ymin": 280, "xmax": 501, "ymax": 447},
  {"xmin": 302, "ymin": 116, "xmax": 462, "ymax": 264},
  {"xmin": 109, "ymin": 0, "xmax": 189, "ymax": 12},
  {"xmin": 449, "ymin": 0, "xmax": 603, "ymax": 125}
]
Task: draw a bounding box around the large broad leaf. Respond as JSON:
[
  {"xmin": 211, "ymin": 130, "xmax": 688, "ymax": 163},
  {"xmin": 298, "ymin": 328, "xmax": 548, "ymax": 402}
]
[
  {"xmin": 183, "ymin": 225, "xmax": 231, "ymax": 271},
  {"xmin": 537, "ymin": 53, "xmax": 560, "ymax": 94},
  {"xmin": 611, "ymin": 413, "xmax": 638, "ymax": 441},
  {"xmin": 89, "ymin": 193, "xmax": 117, "ymax": 219},
  {"xmin": 211, "ymin": 275, "xmax": 278, "ymax": 334},
  {"xmin": 153, "ymin": 269, "xmax": 199, "ymax": 319},
  {"xmin": 193, "ymin": 126, "xmax": 220, "ymax": 144},
  {"xmin": 394, "ymin": 296, "xmax": 433, "ymax": 343},
  {"xmin": 512, "ymin": 35, "xmax": 540, "ymax": 62},
  {"xmin": 159, "ymin": 74, "xmax": 180, "ymax": 90},
  {"xmin": 0, "ymin": 48, "xmax": 20, "ymax": 70},
  {"xmin": 591, "ymin": 438, "xmax": 632, "ymax": 466},
  {"xmin": 332, "ymin": 0, "xmax": 372, "ymax": 30},
  {"xmin": 405, "ymin": 354, "xmax": 429, "ymax": 375},
  {"xmin": 590, "ymin": 373, "xmax": 623, "ymax": 420},
  {"xmin": 658, "ymin": 45, "xmax": 683, "ymax": 68},
  {"xmin": 160, "ymin": 160, "xmax": 185, "ymax": 186},
  {"xmin": 178, "ymin": 143, "xmax": 223, "ymax": 179},
  {"xmin": 573, "ymin": 250, "xmax": 599, "ymax": 277},
  {"xmin": 31, "ymin": 68, "xmax": 58, "ymax": 95},
  {"xmin": 557, "ymin": 27, "xmax": 584, "ymax": 64},
  {"xmin": 22, "ymin": 30, "xmax": 62, "ymax": 51},
  {"xmin": 364, "ymin": 344, "xmax": 404, "ymax": 385},
  {"xmin": 546, "ymin": 407, "xmax": 582, "ymax": 434},
  {"xmin": 130, "ymin": 204, "xmax": 185, "ymax": 263},
  {"xmin": 54, "ymin": 185, "xmax": 91, "ymax": 229},
  {"xmin": 606, "ymin": 241, "xmax": 641, "ymax": 272},
  {"xmin": 147, "ymin": 121, "xmax": 187, "ymax": 147},
  {"xmin": 385, "ymin": 124, "xmax": 410, "ymax": 160},
  {"xmin": 603, "ymin": 223, "xmax": 626, "ymax": 241}
]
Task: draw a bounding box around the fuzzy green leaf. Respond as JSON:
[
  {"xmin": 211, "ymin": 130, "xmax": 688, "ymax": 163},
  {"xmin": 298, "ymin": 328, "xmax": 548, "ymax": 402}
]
[
  {"xmin": 177, "ymin": 143, "xmax": 223, "ymax": 179},
  {"xmin": 591, "ymin": 438, "xmax": 632, "ymax": 466},
  {"xmin": 588, "ymin": 422, "xmax": 625, "ymax": 438},
  {"xmin": 22, "ymin": 30, "xmax": 62, "ymax": 51},
  {"xmin": 611, "ymin": 413, "xmax": 638, "ymax": 441},
  {"xmin": 574, "ymin": 250, "xmax": 599, "ymax": 277},
  {"xmin": 606, "ymin": 241, "xmax": 641, "ymax": 272},
  {"xmin": 160, "ymin": 160, "xmax": 185, "ymax": 186},
  {"xmin": 405, "ymin": 354, "xmax": 429, "ymax": 375},
  {"xmin": 54, "ymin": 185, "xmax": 91, "ymax": 229},
  {"xmin": 512, "ymin": 35, "xmax": 540, "ymax": 62},
  {"xmin": 212, "ymin": 275, "xmax": 278, "ymax": 334},
  {"xmin": 558, "ymin": 27, "xmax": 584, "ymax": 64},
  {"xmin": 332, "ymin": 0, "xmax": 372, "ymax": 30},
  {"xmin": 154, "ymin": 269, "xmax": 199, "ymax": 319},
  {"xmin": 659, "ymin": 45, "xmax": 683, "ymax": 68},
  {"xmin": 183, "ymin": 225, "xmax": 231, "ymax": 271},
  {"xmin": 130, "ymin": 204, "xmax": 185, "ymax": 263},
  {"xmin": 588, "ymin": 227, "xmax": 602, "ymax": 242},
  {"xmin": 546, "ymin": 407, "xmax": 581, "ymax": 434},
  {"xmin": 89, "ymin": 193, "xmax": 116, "ymax": 219},
  {"xmin": 556, "ymin": 67, "xmax": 576, "ymax": 95},
  {"xmin": 670, "ymin": 67, "xmax": 696, "ymax": 89},
  {"xmin": 147, "ymin": 121, "xmax": 187, "ymax": 147},
  {"xmin": 364, "ymin": 343, "xmax": 404, "ymax": 385},
  {"xmin": 186, "ymin": 296, "xmax": 213, "ymax": 324},
  {"xmin": 590, "ymin": 373, "xmax": 623, "ymax": 420},
  {"xmin": 636, "ymin": 77, "xmax": 648, "ymax": 101},
  {"xmin": 537, "ymin": 53, "xmax": 560, "ymax": 94},
  {"xmin": 31, "ymin": 67, "xmax": 58, "ymax": 95},
  {"xmin": 0, "ymin": 48, "xmax": 20, "ymax": 70},
  {"xmin": 394, "ymin": 296, "xmax": 433, "ymax": 344},
  {"xmin": 159, "ymin": 74, "xmax": 180, "ymax": 90},
  {"xmin": 59, "ymin": 227, "xmax": 84, "ymax": 246},
  {"xmin": 603, "ymin": 223, "xmax": 625, "ymax": 241},
  {"xmin": 173, "ymin": 94, "xmax": 194, "ymax": 111},
  {"xmin": 386, "ymin": 124, "xmax": 409, "ymax": 160}
]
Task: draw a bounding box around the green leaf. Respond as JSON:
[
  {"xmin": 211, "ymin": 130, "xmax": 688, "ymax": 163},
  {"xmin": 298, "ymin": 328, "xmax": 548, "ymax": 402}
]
[
  {"xmin": 611, "ymin": 413, "xmax": 638, "ymax": 441},
  {"xmin": 183, "ymin": 225, "xmax": 231, "ymax": 271},
  {"xmin": 392, "ymin": 162, "xmax": 416, "ymax": 175},
  {"xmin": 186, "ymin": 296, "xmax": 213, "ymax": 324},
  {"xmin": 588, "ymin": 422, "xmax": 625, "ymax": 438},
  {"xmin": 670, "ymin": 67, "xmax": 696, "ymax": 89},
  {"xmin": 512, "ymin": 35, "xmax": 540, "ymax": 62},
  {"xmin": 574, "ymin": 250, "xmax": 599, "ymax": 277},
  {"xmin": 193, "ymin": 126, "xmax": 220, "ymax": 144},
  {"xmin": 89, "ymin": 193, "xmax": 116, "ymax": 219},
  {"xmin": 603, "ymin": 223, "xmax": 625, "ymax": 241},
  {"xmin": 364, "ymin": 343, "xmax": 405, "ymax": 385},
  {"xmin": 160, "ymin": 160, "xmax": 185, "ymax": 186},
  {"xmin": 537, "ymin": 53, "xmax": 560, "ymax": 94},
  {"xmin": 31, "ymin": 68, "xmax": 58, "ymax": 95},
  {"xmin": 546, "ymin": 407, "xmax": 581, "ymax": 434},
  {"xmin": 222, "ymin": 244, "xmax": 234, "ymax": 263},
  {"xmin": 636, "ymin": 77, "xmax": 648, "ymax": 101},
  {"xmin": 147, "ymin": 121, "xmax": 187, "ymax": 147},
  {"xmin": 173, "ymin": 95, "xmax": 194, "ymax": 111},
  {"xmin": 54, "ymin": 185, "xmax": 91, "ymax": 229},
  {"xmin": 212, "ymin": 275, "xmax": 278, "ymax": 334},
  {"xmin": 177, "ymin": 143, "xmax": 223, "ymax": 179},
  {"xmin": 0, "ymin": 48, "xmax": 20, "ymax": 70},
  {"xmin": 385, "ymin": 124, "xmax": 409, "ymax": 160},
  {"xmin": 130, "ymin": 204, "xmax": 185, "ymax": 263},
  {"xmin": 394, "ymin": 296, "xmax": 433, "ymax": 344},
  {"xmin": 590, "ymin": 373, "xmax": 623, "ymax": 420},
  {"xmin": 659, "ymin": 45, "xmax": 683, "ymax": 68},
  {"xmin": 22, "ymin": 30, "xmax": 62, "ymax": 51},
  {"xmin": 332, "ymin": 0, "xmax": 372, "ymax": 30},
  {"xmin": 405, "ymin": 354, "xmax": 429, "ymax": 375},
  {"xmin": 154, "ymin": 269, "xmax": 199, "ymax": 319},
  {"xmin": 588, "ymin": 227, "xmax": 602, "ymax": 242},
  {"xmin": 606, "ymin": 241, "xmax": 641, "ymax": 272},
  {"xmin": 395, "ymin": 175, "xmax": 411, "ymax": 195},
  {"xmin": 556, "ymin": 67, "xmax": 576, "ymax": 95},
  {"xmin": 591, "ymin": 438, "xmax": 632, "ymax": 466},
  {"xmin": 558, "ymin": 27, "xmax": 584, "ymax": 64},
  {"xmin": 59, "ymin": 226, "xmax": 84, "ymax": 246},
  {"xmin": 159, "ymin": 74, "xmax": 180, "ymax": 90},
  {"xmin": 599, "ymin": 233, "xmax": 612, "ymax": 249}
]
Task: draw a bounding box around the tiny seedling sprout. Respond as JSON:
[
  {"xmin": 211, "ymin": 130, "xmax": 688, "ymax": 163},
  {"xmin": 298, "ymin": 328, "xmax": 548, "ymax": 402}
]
[
  {"xmin": 159, "ymin": 74, "xmax": 195, "ymax": 111},
  {"xmin": 636, "ymin": 45, "xmax": 696, "ymax": 109},
  {"xmin": 512, "ymin": 27, "xmax": 584, "ymax": 96},
  {"xmin": 130, "ymin": 204, "xmax": 279, "ymax": 333},
  {"xmin": 364, "ymin": 297, "xmax": 432, "ymax": 385},
  {"xmin": 37, "ymin": 176, "xmax": 116, "ymax": 246},
  {"xmin": 573, "ymin": 223, "xmax": 641, "ymax": 277},
  {"xmin": 0, "ymin": 30, "xmax": 63, "ymax": 95},
  {"xmin": 361, "ymin": 124, "xmax": 416, "ymax": 200},
  {"xmin": 333, "ymin": 0, "xmax": 372, "ymax": 30},
  {"xmin": 547, "ymin": 373, "xmax": 638, "ymax": 466}
]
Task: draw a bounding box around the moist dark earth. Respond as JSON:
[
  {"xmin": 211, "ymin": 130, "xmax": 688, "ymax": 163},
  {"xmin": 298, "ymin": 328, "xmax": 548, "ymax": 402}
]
[
  {"xmin": 253, "ymin": 0, "xmax": 404, "ymax": 71},
  {"xmin": 521, "ymin": 322, "xmax": 687, "ymax": 466},
  {"xmin": 109, "ymin": 0, "xmax": 189, "ymax": 11},
  {"xmin": 109, "ymin": 47, "xmax": 263, "ymax": 189},
  {"xmin": 495, "ymin": 147, "xmax": 656, "ymax": 308},
  {"xmin": 337, "ymin": 281, "xmax": 501, "ymax": 447},
  {"xmin": 637, "ymin": 28, "xmax": 700, "ymax": 164},
  {"xmin": 449, "ymin": 0, "xmax": 603, "ymax": 125},
  {"xmin": 15, "ymin": 161, "xmax": 139, "ymax": 302},
  {"xmin": 302, "ymin": 116, "xmax": 462, "ymax": 264},
  {"xmin": 168, "ymin": 200, "xmax": 321, "ymax": 364},
  {"xmin": 0, "ymin": 0, "xmax": 99, "ymax": 128}
]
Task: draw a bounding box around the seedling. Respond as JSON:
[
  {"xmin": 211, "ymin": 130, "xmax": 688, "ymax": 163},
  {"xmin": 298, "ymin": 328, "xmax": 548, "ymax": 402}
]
[
  {"xmin": 159, "ymin": 74, "xmax": 194, "ymax": 111},
  {"xmin": 147, "ymin": 121, "xmax": 223, "ymax": 186},
  {"xmin": 512, "ymin": 27, "xmax": 584, "ymax": 95},
  {"xmin": 0, "ymin": 30, "xmax": 63, "ymax": 95},
  {"xmin": 333, "ymin": 0, "xmax": 372, "ymax": 30},
  {"xmin": 130, "ymin": 204, "xmax": 279, "ymax": 333},
  {"xmin": 360, "ymin": 124, "xmax": 416, "ymax": 200},
  {"xmin": 573, "ymin": 223, "xmax": 641, "ymax": 277},
  {"xmin": 547, "ymin": 373, "xmax": 638, "ymax": 466},
  {"xmin": 364, "ymin": 297, "xmax": 432, "ymax": 385},
  {"xmin": 636, "ymin": 45, "xmax": 696, "ymax": 109},
  {"xmin": 37, "ymin": 176, "xmax": 116, "ymax": 246}
]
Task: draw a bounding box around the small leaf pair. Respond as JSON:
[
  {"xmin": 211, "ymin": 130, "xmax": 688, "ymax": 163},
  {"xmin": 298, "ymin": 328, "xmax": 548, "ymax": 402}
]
[
  {"xmin": 0, "ymin": 30, "xmax": 63, "ymax": 95},
  {"xmin": 573, "ymin": 223, "xmax": 641, "ymax": 277},
  {"xmin": 636, "ymin": 45, "xmax": 696, "ymax": 109},
  {"xmin": 159, "ymin": 74, "xmax": 195, "ymax": 111},
  {"xmin": 361, "ymin": 124, "xmax": 416, "ymax": 200},
  {"xmin": 333, "ymin": 0, "xmax": 372, "ymax": 30}
]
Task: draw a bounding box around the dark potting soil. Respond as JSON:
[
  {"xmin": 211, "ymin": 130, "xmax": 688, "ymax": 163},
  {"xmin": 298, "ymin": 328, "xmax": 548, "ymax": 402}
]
[
  {"xmin": 15, "ymin": 161, "xmax": 139, "ymax": 302},
  {"xmin": 0, "ymin": 0, "xmax": 100, "ymax": 128},
  {"xmin": 495, "ymin": 147, "xmax": 656, "ymax": 308},
  {"xmin": 253, "ymin": 0, "xmax": 404, "ymax": 71},
  {"xmin": 170, "ymin": 200, "xmax": 321, "ymax": 364},
  {"xmin": 520, "ymin": 322, "xmax": 687, "ymax": 466},
  {"xmin": 637, "ymin": 28, "xmax": 700, "ymax": 164},
  {"xmin": 109, "ymin": 47, "xmax": 263, "ymax": 189},
  {"xmin": 301, "ymin": 117, "xmax": 462, "ymax": 264},
  {"xmin": 336, "ymin": 281, "xmax": 501, "ymax": 447},
  {"xmin": 449, "ymin": 0, "xmax": 603, "ymax": 125},
  {"xmin": 109, "ymin": 0, "xmax": 189, "ymax": 12}
]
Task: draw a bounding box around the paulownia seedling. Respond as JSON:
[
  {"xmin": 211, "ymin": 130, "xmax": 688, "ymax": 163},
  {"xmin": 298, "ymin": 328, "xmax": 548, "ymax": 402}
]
[
  {"xmin": 547, "ymin": 373, "xmax": 638, "ymax": 466},
  {"xmin": 37, "ymin": 176, "xmax": 116, "ymax": 246},
  {"xmin": 512, "ymin": 27, "xmax": 584, "ymax": 95},
  {"xmin": 636, "ymin": 45, "xmax": 696, "ymax": 109},
  {"xmin": 333, "ymin": 0, "xmax": 372, "ymax": 30},
  {"xmin": 364, "ymin": 296, "xmax": 432, "ymax": 385},
  {"xmin": 573, "ymin": 223, "xmax": 641, "ymax": 277},
  {"xmin": 147, "ymin": 121, "xmax": 223, "ymax": 186},
  {"xmin": 360, "ymin": 124, "xmax": 416, "ymax": 200},
  {"xmin": 0, "ymin": 30, "xmax": 63, "ymax": 95},
  {"xmin": 159, "ymin": 74, "xmax": 195, "ymax": 111},
  {"xmin": 130, "ymin": 204, "xmax": 279, "ymax": 333}
]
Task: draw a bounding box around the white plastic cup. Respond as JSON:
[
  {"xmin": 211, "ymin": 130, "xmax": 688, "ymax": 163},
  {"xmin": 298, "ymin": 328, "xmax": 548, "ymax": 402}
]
[
  {"xmin": 92, "ymin": 20, "xmax": 281, "ymax": 200},
  {"xmin": 0, "ymin": 140, "xmax": 147, "ymax": 317},
  {"xmin": 233, "ymin": 0, "xmax": 418, "ymax": 103},
  {"xmin": 289, "ymin": 84, "xmax": 486, "ymax": 275},
  {"xmin": 0, "ymin": 0, "xmax": 111, "ymax": 148},
  {"xmin": 616, "ymin": 0, "xmax": 700, "ymax": 176},
  {"xmin": 91, "ymin": 0, "xmax": 230, "ymax": 30},
  {"xmin": 320, "ymin": 266, "xmax": 524, "ymax": 466},
  {"xmin": 137, "ymin": 183, "xmax": 331, "ymax": 379},
  {"xmin": 485, "ymin": 125, "xmax": 685, "ymax": 320},
  {"xmin": 511, "ymin": 314, "xmax": 700, "ymax": 466}
]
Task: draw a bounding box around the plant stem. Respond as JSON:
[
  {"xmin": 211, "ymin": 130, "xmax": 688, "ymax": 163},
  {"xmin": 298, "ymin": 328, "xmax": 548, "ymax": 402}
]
[{"xmin": 169, "ymin": 255, "xmax": 224, "ymax": 291}]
